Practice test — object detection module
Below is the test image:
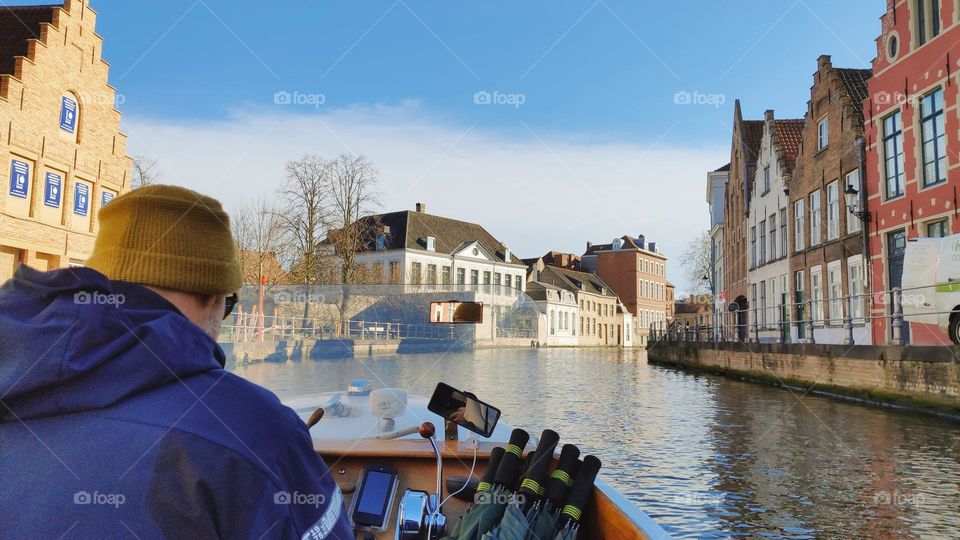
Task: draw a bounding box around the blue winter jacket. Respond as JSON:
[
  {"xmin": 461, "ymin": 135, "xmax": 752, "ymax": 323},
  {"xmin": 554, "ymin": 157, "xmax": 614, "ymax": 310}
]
[{"xmin": 0, "ymin": 266, "xmax": 354, "ymax": 539}]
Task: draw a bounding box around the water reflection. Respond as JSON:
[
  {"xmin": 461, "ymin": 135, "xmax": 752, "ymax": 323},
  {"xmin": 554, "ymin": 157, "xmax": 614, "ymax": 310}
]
[{"xmin": 231, "ymin": 348, "xmax": 960, "ymax": 538}]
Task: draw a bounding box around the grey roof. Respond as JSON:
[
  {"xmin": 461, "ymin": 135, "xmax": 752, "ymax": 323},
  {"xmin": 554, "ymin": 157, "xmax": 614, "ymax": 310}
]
[
  {"xmin": 537, "ymin": 265, "xmax": 617, "ymax": 298},
  {"xmin": 361, "ymin": 210, "xmax": 525, "ymax": 265}
]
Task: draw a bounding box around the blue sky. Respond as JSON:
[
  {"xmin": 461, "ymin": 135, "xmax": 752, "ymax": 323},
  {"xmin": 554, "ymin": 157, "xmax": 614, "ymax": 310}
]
[
  {"xmin": 66, "ymin": 0, "xmax": 884, "ymax": 291},
  {"xmin": 90, "ymin": 0, "xmax": 881, "ymax": 137}
]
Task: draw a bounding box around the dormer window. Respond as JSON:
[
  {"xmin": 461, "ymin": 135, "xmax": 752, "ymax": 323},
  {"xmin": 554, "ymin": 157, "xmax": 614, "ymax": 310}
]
[{"xmin": 425, "ymin": 236, "xmax": 436, "ymax": 252}]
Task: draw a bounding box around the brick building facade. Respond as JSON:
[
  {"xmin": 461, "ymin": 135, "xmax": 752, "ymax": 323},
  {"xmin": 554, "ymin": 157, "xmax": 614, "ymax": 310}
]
[
  {"xmin": 789, "ymin": 55, "xmax": 872, "ymax": 345},
  {"xmin": 722, "ymin": 100, "xmax": 764, "ymax": 341},
  {"xmin": 581, "ymin": 234, "xmax": 669, "ymax": 336},
  {"xmin": 864, "ymin": 0, "xmax": 960, "ymax": 345},
  {"xmin": 0, "ymin": 0, "xmax": 131, "ymax": 282},
  {"xmin": 748, "ymin": 111, "xmax": 803, "ymax": 343}
]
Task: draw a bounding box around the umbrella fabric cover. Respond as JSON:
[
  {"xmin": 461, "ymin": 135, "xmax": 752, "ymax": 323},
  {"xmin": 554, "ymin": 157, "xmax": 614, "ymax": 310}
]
[
  {"xmin": 480, "ymin": 500, "xmax": 529, "ymax": 540},
  {"xmin": 526, "ymin": 507, "xmax": 561, "ymax": 540},
  {"xmin": 554, "ymin": 525, "xmax": 579, "ymax": 540},
  {"xmin": 443, "ymin": 490, "xmax": 508, "ymax": 540}
]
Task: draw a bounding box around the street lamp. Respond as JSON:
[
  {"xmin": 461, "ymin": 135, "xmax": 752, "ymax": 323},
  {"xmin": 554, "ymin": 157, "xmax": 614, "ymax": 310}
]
[{"xmin": 844, "ymin": 183, "xmax": 871, "ymax": 222}]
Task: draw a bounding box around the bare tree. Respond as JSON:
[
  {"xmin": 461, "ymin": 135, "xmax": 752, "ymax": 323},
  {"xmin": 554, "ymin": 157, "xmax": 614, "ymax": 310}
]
[
  {"xmin": 232, "ymin": 198, "xmax": 288, "ymax": 287},
  {"xmin": 131, "ymin": 156, "xmax": 160, "ymax": 188},
  {"xmin": 324, "ymin": 154, "xmax": 382, "ymax": 284},
  {"xmin": 321, "ymin": 154, "xmax": 381, "ymax": 336},
  {"xmin": 278, "ymin": 155, "xmax": 334, "ymax": 321},
  {"xmin": 679, "ymin": 230, "xmax": 712, "ymax": 295}
]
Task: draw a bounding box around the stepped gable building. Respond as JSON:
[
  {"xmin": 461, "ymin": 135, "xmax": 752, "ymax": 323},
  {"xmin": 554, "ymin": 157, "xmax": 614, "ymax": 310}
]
[
  {"xmin": 1, "ymin": 0, "xmax": 132, "ymax": 282},
  {"xmin": 864, "ymin": 0, "xmax": 959, "ymax": 345},
  {"xmin": 746, "ymin": 111, "xmax": 803, "ymax": 343},
  {"xmin": 580, "ymin": 234, "xmax": 668, "ymax": 335},
  {"xmin": 721, "ymin": 100, "xmax": 765, "ymax": 341},
  {"xmin": 789, "ymin": 55, "xmax": 872, "ymax": 345}
]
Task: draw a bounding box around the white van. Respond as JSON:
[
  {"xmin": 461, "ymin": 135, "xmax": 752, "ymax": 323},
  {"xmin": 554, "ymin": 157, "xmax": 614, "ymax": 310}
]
[{"xmin": 902, "ymin": 233, "xmax": 960, "ymax": 343}]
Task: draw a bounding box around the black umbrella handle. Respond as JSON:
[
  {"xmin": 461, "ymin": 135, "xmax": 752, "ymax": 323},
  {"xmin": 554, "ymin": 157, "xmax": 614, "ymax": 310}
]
[
  {"xmin": 518, "ymin": 429, "xmax": 560, "ymax": 504},
  {"xmin": 477, "ymin": 446, "xmax": 505, "ymax": 494},
  {"xmin": 545, "ymin": 444, "xmax": 580, "ymax": 507},
  {"xmin": 493, "ymin": 428, "xmax": 529, "ymax": 491},
  {"xmin": 560, "ymin": 455, "xmax": 601, "ymax": 525}
]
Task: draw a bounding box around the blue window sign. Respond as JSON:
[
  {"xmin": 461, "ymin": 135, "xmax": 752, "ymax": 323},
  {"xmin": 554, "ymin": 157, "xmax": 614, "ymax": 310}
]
[
  {"xmin": 44, "ymin": 172, "xmax": 62, "ymax": 208},
  {"xmin": 60, "ymin": 96, "xmax": 78, "ymax": 133},
  {"xmin": 74, "ymin": 182, "xmax": 90, "ymax": 216},
  {"xmin": 101, "ymin": 190, "xmax": 115, "ymax": 207},
  {"xmin": 9, "ymin": 159, "xmax": 29, "ymax": 198}
]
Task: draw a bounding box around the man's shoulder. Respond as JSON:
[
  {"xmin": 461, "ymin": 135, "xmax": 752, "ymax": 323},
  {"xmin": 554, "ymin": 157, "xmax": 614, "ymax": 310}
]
[
  {"xmin": 192, "ymin": 369, "xmax": 309, "ymax": 442},
  {"xmin": 121, "ymin": 368, "xmax": 314, "ymax": 477}
]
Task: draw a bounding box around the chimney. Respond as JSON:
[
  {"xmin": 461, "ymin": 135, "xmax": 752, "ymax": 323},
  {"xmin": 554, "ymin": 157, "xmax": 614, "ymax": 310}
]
[
  {"xmin": 415, "ymin": 202, "xmax": 426, "ymax": 213},
  {"xmin": 586, "ymin": 241, "xmax": 593, "ymax": 251},
  {"xmin": 764, "ymin": 109, "xmax": 774, "ymax": 122},
  {"xmin": 637, "ymin": 235, "xmax": 645, "ymax": 249}
]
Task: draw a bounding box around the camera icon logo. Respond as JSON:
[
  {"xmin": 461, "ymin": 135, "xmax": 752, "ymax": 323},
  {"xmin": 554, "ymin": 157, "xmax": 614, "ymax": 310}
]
[
  {"xmin": 74, "ymin": 491, "xmax": 91, "ymax": 504},
  {"xmin": 74, "ymin": 291, "xmax": 92, "ymax": 305},
  {"xmin": 274, "ymin": 491, "xmax": 291, "ymax": 504},
  {"xmin": 274, "ymin": 91, "xmax": 292, "ymax": 105},
  {"xmin": 473, "ymin": 91, "xmax": 492, "ymax": 105},
  {"xmin": 673, "ymin": 91, "xmax": 692, "ymax": 105}
]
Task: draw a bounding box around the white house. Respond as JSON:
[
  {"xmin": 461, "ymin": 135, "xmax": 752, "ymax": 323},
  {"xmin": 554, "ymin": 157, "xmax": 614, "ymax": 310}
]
[
  {"xmin": 526, "ymin": 282, "xmax": 579, "ymax": 346},
  {"xmin": 747, "ymin": 111, "xmax": 803, "ymax": 343},
  {"xmin": 348, "ymin": 204, "xmax": 533, "ymax": 345},
  {"xmin": 706, "ymin": 163, "xmax": 728, "ymax": 339}
]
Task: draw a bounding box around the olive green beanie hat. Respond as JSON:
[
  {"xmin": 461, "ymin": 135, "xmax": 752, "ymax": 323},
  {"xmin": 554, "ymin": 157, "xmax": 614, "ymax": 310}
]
[{"xmin": 86, "ymin": 184, "xmax": 243, "ymax": 296}]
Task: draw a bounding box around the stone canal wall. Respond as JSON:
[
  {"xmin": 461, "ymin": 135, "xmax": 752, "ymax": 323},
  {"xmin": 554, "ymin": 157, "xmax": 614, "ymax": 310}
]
[
  {"xmin": 221, "ymin": 338, "xmax": 473, "ymax": 367},
  {"xmin": 647, "ymin": 342, "xmax": 960, "ymax": 417}
]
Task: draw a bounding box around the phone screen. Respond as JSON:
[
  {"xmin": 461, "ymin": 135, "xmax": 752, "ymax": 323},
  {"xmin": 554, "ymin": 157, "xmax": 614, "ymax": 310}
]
[{"xmin": 357, "ymin": 470, "xmax": 394, "ymax": 516}]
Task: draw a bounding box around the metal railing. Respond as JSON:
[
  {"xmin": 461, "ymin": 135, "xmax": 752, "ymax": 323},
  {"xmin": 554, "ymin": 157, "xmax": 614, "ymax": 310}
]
[
  {"xmin": 650, "ymin": 281, "xmax": 960, "ymax": 347},
  {"xmin": 221, "ymin": 313, "xmax": 456, "ymax": 342}
]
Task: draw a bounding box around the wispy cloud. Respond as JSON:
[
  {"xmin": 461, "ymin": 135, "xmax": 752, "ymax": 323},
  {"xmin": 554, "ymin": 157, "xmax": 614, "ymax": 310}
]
[{"xmin": 123, "ymin": 101, "xmax": 726, "ymax": 293}]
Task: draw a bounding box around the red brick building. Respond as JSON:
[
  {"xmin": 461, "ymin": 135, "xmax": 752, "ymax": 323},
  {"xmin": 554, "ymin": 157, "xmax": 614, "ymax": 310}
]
[
  {"xmin": 581, "ymin": 235, "xmax": 669, "ymax": 333},
  {"xmin": 788, "ymin": 56, "xmax": 872, "ymax": 344},
  {"xmin": 864, "ymin": 0, "xmax": 960, "ymax": 345},
  {"xmin": 722, "ymin": 100, "xmax": 764, "ymax": 341}
]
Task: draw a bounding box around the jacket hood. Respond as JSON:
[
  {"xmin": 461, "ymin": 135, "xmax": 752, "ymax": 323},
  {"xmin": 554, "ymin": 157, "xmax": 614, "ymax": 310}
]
[{"xmin": 0, "ymin": 266, "xmax": 225, "ymax": 422}]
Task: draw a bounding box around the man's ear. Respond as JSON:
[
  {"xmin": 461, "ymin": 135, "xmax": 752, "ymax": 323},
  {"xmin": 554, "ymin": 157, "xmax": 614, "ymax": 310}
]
[{"xmin": 197, "ymin": 294, "xmax": 219, "ymax": 310}]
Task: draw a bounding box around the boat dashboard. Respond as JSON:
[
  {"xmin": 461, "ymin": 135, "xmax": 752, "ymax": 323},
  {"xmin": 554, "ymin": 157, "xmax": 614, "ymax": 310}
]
[{"xmin": 284, "ymin": 381, "xmax": 669, "ymax": 540}]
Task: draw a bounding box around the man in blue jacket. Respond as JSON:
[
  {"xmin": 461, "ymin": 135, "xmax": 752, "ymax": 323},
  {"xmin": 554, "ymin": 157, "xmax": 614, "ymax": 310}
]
[{"xmin": 0, "ymin": 185, "xmax": 353, "ymax": 539}]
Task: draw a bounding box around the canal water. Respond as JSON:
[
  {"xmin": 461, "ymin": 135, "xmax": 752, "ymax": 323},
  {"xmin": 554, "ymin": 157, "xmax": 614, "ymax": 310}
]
[{"xmin": 230, "ymin": 348, "xmax": 960, "ymax": 539}]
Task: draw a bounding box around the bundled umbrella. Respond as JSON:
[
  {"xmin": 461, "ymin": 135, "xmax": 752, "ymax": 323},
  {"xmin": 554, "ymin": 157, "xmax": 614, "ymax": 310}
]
[
  {"xmin": 525, "ymin": 444, "xmax": 581, "ymax": 540},
  {"xmin": 481, "ymin": 429, "xmax": 560, "ymax": 540},
  {"xmin": 444, "ymin": 429, "xmax": 529, "ymax": 540},
  {"xmin": 554, "ymin": 455, "xmax": 602, "ymax": 540},
  {"xmin": 443, "ymin": 446, "xmax": 505, "ymax": 540}
]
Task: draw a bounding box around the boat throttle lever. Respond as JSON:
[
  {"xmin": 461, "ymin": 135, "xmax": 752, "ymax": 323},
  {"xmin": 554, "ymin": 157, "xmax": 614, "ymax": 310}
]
[
  {"xmin": 395, "ymin": 422, "xmax": 448, "ymax": 539},
  {"xmin": 420, "ymin": 421, "xmax": 446, "ymax": 537}
]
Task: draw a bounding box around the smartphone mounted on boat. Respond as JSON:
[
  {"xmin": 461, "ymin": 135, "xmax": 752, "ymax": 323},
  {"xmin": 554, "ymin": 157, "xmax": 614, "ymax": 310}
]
[{"xmin": 428, "ymin": 382, "xmax": 501, "ymax": 438}]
